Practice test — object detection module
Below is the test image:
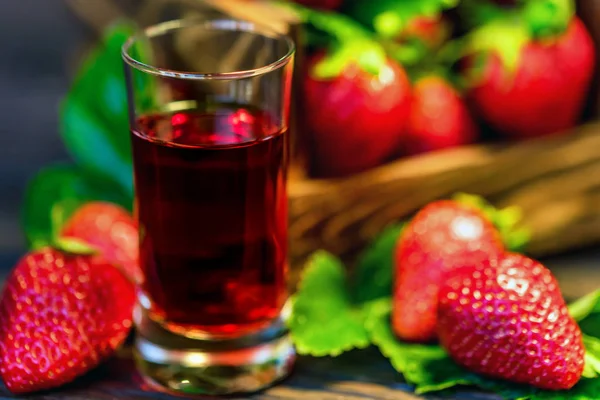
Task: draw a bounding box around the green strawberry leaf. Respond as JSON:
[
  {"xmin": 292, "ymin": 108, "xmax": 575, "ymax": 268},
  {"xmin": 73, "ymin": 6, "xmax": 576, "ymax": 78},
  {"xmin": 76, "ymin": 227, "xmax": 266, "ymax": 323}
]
[
  {"xmin": 524, "ymin": 0, "xmax": 575, "ymax": 39},
  {"xmin": 288, "ymin": 251, "xmax": 370, "ymax": 356},
  {"xmin": 60, "ymin": 20, "xmax": 140, "ymax": 197},
  {"xmin": 582, "ymin": 335, "xmax": 600, "ymax": 379},
  {"xmin": 289, "ymin": 5, "xmax": 388, "ymax": 78},
  {"xmin": 453, "ymin": 192, "xmax": 530, "ymax": 252},
  {"xmin": 569, "ymin": 290, "xmax": 600, "ymax": 323},
  {"xmin": 53, "ymin": 237, "xmax": 98, "ymax": 255},
  {"xmin": 364, "ymin": 298, "xmax": 472, "ymax": 394},
  {"xmin": 463, "ymin": 13, "xmax": 530, "ymax": 76},
  {"xmin": 353, "ymin": 224, "xmax": 404, "ymax": 305},
  {"xmin": 22, "ymin": 164, "xmax": 131, "ymax": 250},
  {"xmin": 569, "ymin": 289, "xmax": 600, "ymax": 339}
]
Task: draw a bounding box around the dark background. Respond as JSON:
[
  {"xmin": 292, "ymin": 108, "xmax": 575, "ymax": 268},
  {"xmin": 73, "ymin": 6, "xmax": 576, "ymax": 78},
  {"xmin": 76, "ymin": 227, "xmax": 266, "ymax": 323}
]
[{"xmin": 0, "ymin": 1, "xmax": 93, "ymax": 266}]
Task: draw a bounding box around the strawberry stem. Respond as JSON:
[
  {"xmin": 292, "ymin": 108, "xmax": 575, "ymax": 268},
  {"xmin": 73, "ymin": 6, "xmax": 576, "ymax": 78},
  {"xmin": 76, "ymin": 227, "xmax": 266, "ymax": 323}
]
[
  {"xmin": 523, "ymin": 0, "xmax": 574, "ymax": 39},
  {"xmin": 287, "ymin": 3, "xmax": 388, "ymax": 78}
]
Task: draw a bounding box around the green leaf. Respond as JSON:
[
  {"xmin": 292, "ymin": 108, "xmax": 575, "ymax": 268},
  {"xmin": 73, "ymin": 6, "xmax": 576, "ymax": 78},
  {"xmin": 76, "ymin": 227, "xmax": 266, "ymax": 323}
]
[
  {"xmin": 582, "ymin": 335, "xmax": 600, "ymax": 379},
  {"xmin": 569, "ymin": 289, "xmax": 600, "ymax": 339},
  {"xmin": 288, "ymin": 251, "xmax": 370, "ymax": 356},
  {"xmin": 462, "ymin": 13, "xmax": 530, "ymax": 76},
  {"xmin": 569, "ymin": 290, "xmax": 600, "ymax": 323},
  {"xmin": 53, "ymin": 237, "xmax": 98, "ymax": 255},
  {"xmin": 289, "ymin": 5, "xmax": 388, "ymax": 78},
  {"xmin": 524, "ymin": 0, "xmax": 575, "ymax": 39},
  {"xmin": 353, "ymin": 224, "xmax": 404, "ymax": 305},
  {"xmin": 22, "ymin": 164, "xmax": 131, "ymax": 249},
  {"xmin": 60, "ymin": 20, "xmax": 140, "ymax": 197},
  {"xmin": 365, "ymin": 299, "xmax": 472, "ymax": 394}
]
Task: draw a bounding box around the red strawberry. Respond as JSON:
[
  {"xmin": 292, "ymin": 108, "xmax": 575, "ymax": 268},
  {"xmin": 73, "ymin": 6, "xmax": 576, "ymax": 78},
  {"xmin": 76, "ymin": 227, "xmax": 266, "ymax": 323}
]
[
  {"xmin": 464, "ymin": 17, "xmax": 595, "ymax": 139},
  {"xmin": 293, "ymin": 0, "xmax": 342, "ymax": 10},
  {"xmin": 393, "ymin": 200, "xmax": 504, "ymax": 342},
  {"xmin": 62, "ymin": 202, "xmax": 141, "ymax": 284},
  {"xmin": 438, "ymin": 253, "xmax": 584, "ymax": 390},
  {"xmin": 404, "ymin": 75, "xmax": 477, "ymax": 155},
  {"xmin": 304, "ymin": 54, "xmax": 411, "ymax": 177},
  {"xmin": 0, "ymin": 248, "xmax": 135, "ymax": 393}
]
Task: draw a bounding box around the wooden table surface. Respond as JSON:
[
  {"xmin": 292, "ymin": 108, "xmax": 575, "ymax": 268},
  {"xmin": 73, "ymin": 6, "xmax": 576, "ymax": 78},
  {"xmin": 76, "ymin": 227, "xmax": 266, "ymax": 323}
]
[{"xmin": 0, "ymin": 249, "xmax": 594, "ymax": 400}]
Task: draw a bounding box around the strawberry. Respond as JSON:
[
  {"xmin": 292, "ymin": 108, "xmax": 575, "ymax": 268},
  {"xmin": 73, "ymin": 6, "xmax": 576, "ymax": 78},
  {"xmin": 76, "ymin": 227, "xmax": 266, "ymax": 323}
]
[
  {"xmin": 438, "ymin": 253, "xmax": 585, "ymax": 390},
  {"xmin": 297, "ymin": 7, "xmax": 412, "ymax": 177},
  {"xmin": 463, "ymin": 16, "xmax": 595, "ymax": 139},
  {"xmin": 304, "ymin": 54, "xmax": 411, "ymax": 177},
  {"xmin": 0, "ymin": 248, "xmax": 135, "ymax": 393},
  {"xmin": 393, "ymin": 200, "xmax": 504, "ymax": 342},
  {"xmin": 62, "ymin": 202, "xmax": 141, "ymax": 284},
  {"xmin": 404, "ymin": 75, "xmax": 477, "ymax": 155}
]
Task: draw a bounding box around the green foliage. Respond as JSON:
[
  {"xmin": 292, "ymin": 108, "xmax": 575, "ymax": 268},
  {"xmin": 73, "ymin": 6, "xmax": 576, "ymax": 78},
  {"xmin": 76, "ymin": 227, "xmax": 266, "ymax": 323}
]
[
  {"xmin": 289, "ymin": 252, "xmax": 370, "ymax": 356},
  {"xmin": 59, "ymin": 21, "xmax": 140, "ymax": 197},
  {"xmin": 22, "ymin": 164, "xmax": 130, "ymax": 249},
  {"xmin": 353, "ymin": 224, "xmax": 404, "ymax": 305}
]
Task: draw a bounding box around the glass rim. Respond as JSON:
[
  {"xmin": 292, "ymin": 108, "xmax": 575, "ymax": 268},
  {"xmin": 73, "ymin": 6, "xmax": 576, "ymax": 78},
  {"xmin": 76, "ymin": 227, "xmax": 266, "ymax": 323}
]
[{"xmin": 122, "ymin": 18, "xmax": 296, "ymax": 81}]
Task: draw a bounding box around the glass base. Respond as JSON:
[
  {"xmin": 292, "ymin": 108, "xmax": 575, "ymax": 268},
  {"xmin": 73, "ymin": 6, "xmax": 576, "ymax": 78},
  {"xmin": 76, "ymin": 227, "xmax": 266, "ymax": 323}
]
[{"xmin": 133, "ymin": 303, "xmax": 295, "ymax": 396}]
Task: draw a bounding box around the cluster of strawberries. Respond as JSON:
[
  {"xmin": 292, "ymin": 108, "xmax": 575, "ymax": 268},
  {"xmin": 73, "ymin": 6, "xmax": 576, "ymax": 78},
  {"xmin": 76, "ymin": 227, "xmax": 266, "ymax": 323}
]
[
  {"xmin": 296, "ymin": 0, "xmax": 595, "ymax": 178},
  {"xmin": 392, "ymin": 200, "xmax": 584, "ymax": 390},
  {"xmin": 0, "ymin": 203, "xmax": 139, "ymax": 394}
]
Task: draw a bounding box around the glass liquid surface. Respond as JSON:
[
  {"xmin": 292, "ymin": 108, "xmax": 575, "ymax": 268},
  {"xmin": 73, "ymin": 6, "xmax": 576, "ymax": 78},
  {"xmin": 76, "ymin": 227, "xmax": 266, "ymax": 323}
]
[{"xmin": 131, "ymin": 107, "xmax": 288, "ymax": 338}]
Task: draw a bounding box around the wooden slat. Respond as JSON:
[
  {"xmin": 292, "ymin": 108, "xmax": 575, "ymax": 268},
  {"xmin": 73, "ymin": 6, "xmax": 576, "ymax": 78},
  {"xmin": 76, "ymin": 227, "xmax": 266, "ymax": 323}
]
[{"xmin": 288, "ymin": 124, "xmax": 600, "ymax": 274}]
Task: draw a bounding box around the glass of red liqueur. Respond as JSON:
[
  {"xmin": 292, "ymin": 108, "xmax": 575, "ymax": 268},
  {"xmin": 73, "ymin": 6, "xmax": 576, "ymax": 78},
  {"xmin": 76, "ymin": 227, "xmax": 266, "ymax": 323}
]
[{"xmin": 122, "ymin": 18, "xmax": 295, "ymax": 396}]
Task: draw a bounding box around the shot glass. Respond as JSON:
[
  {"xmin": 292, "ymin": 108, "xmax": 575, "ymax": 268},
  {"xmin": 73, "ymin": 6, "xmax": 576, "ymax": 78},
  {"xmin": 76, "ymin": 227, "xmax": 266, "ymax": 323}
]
[{"xmin": 122, "ymin": 18, "xmax": 295, "ymax": 396}]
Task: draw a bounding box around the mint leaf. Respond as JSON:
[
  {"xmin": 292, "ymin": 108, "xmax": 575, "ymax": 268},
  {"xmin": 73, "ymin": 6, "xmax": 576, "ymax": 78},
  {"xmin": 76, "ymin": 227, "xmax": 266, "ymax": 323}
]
[
  {"xmin": 22, "ymin": 164, "xmax": 130, "ymax": 249},
  {"xmin": 289, "ymin": 251, "xmax": 370, "ymax": 356},
  {"xmin": 364, "ymin": 299, "xmax": 472, "ymax": 394},
  {"xmin": 60, "ymin": 21, "xmax": 139, "ymax": 197},
  {"xmin": 353, "ymin": 224, "xmax": 404, "ymax": 305}
]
